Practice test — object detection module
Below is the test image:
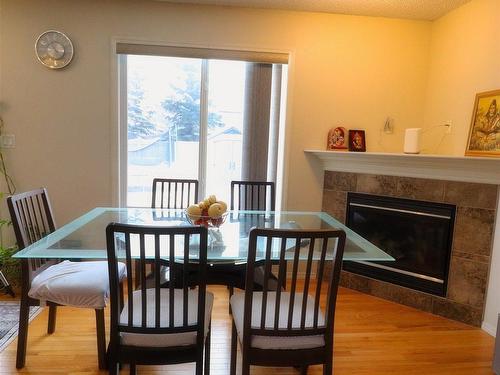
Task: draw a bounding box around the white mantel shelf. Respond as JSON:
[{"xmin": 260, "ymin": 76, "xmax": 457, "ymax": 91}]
[{"xmin": 305, "ymin": 150, "xmax": 500, "ymax": 185}]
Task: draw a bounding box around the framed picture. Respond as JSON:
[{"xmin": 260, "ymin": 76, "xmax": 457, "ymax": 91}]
[
  {"xmin": 349, "ymin": 130, "xmax": 366, "ymax": 152},
  {"xmin": 327, "ymin": 126, "xmax": 348, "ymax": 150},
  {"xmin": 465, "ymin": 89, "xmax": 500, "ymax": 157}
]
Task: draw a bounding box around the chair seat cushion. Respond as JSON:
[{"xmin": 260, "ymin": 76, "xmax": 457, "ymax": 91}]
[
  {"xmin": 29, "ymin": 260, "xmax": 126, "ymax": 309},
  {"xmin": 230, "ymin": 291, "xmax": 325, "ymax": 350},
  {"xmin": 120, "ymin": 288, "xmax": 213, "ymax": 348}
]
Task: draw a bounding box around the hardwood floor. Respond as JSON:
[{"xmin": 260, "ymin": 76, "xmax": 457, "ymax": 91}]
[{"xmin": 0, "ymin": 286, "xmax": 494, "ymax": 374}]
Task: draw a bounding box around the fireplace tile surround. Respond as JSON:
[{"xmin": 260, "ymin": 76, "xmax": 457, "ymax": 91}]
[{"xmin": 322, "ymin": 171, "xmax": 499, "ymax": 326}]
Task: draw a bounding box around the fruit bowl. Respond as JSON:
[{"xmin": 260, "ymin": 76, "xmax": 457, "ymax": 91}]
[
  {"xmin": 185, "ymin": 211, "xmax": 228, "ymax": 228},
  {"xmin": 185, "ymin": 194, "xmax": 228, "ymax": 228}
]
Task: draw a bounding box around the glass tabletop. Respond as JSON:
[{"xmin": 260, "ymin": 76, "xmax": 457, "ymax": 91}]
[{"xmin": 13, "ymin": 208, "xmax": 394, "ymax": 262}]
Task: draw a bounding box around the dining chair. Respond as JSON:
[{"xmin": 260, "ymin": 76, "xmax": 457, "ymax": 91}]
[
  {"xmin": 143, "ymin": 178, "xmax": 199, "ymax": 288},
  {"xmin": 227, "ymin": 180, "xmax": 278, "ymax": 306},
  {"xmin": 0, "ymin": 269, "xmax": 15, "ymax": 297},
  {"xmin": 151, "ymin": 178, "xmax": 199, "ymax": 209},
  {"xmin": 106, "ymin": 223, "xmax": 212, "ymax": 375},
  {"xmin": 7, "ymin": 188, "xmax": 126, "ymax": 369},
  {"xmin": 230, "ymin": 180, "xmax": 275, "ymax": 211},
  {"xmin": 229, "ymin": 227, "xmax": 346, "ymax": 375}
]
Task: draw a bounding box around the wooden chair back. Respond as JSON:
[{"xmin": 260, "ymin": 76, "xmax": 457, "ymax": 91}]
[
  {"xmin": 151, "ymin": 178, "xmax": 199, "ymax": 209},
  {"xmin": 106, "ymin": 223, "xmax": 208, "ymax": 349},
  {"xmin": 7, "ymin": 188, "xmax": 57, "ymax": 278},
  {"xmin": 230, "ymin": 181, "xmax": 275, "ymax": 211},
  {"xmin": 243, "ymin": 228, "xmax": 345, "ymax": 352}
]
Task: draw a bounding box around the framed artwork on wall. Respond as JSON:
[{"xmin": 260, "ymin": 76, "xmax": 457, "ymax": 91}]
[
  {"xmin": 465, "ymin": 89, "xmax": 500, "ymax": 157},
  {"xmin": 348, "ymin": 130, "xmax": 366, "ymax": 152},
  {"xmin": 327, "ymin": 126, "xmax": 348, "ymax": 150}
]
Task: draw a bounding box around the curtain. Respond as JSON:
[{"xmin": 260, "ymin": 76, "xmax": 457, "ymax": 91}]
[
  {"xmin": 241, "ymin": 63, "xmax": 282, "ymax": 183},
  {"xmin": 267, "ymin": 64, "xmax": 282, "ymax": 184}
]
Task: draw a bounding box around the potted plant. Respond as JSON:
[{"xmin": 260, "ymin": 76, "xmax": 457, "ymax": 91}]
[{"xmin": 0, "ymin": 116, "xmax": 18, "ymax": 296}]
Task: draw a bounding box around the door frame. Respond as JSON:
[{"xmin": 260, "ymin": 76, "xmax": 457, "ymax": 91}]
[{"xmin": 110, "ymin": 38, "xmax": 293, "ymax": 209}]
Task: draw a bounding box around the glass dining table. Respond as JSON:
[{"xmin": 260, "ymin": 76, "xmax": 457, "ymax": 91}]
[{"xmin": 14, "ymin": 207, "xmax": 393, "ymax": 263}]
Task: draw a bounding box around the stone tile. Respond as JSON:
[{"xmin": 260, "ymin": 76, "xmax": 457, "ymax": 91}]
[
  {"xmin": 370, "ymin": 281, "xmax": 434, "ymax": 313},
  {"xmin": 447, "ymin": 256, "xmax": 488, "ymax": 308},
  {"xmin": 322, "ymin": 190, "xmax": 347, "ymax": 223},
  {"xmin": 339, "ymin": 270, "xmax": 351, "ymax": 287},
  {"xmin": 444, "ymin": 181, "xmax": 498, "ymax": 209},
  {"xmin": 341, "ymin": 271, "xmax": 372, "ymax": 294},
  {"xmin": 324, "ymin": 171, "xmax": 357, "ymax": 191},
  {"xmin": 453, "ymin": 207, "xmax": 495, "ymax": 257},
  {"xmin": 432, "ymin": 298, "xmax": 483, "ymax": 327},
  {"xmin": 396, "ymin": 177, "xmax": 445, "ymax": 202},
  {"xmin": 355, "ymin": 174, "xmax": 398, "ymax": 196}
]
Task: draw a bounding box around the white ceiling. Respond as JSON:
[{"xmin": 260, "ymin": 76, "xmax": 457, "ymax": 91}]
[{"xmin": 158, "ymin": 0, "xmax": 471, "ymax": 21}]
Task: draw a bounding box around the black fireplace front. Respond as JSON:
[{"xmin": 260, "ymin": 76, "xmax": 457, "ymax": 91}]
[{"xmin": 344, "ymin": 193, "xmax": 456, "ymax": 296}]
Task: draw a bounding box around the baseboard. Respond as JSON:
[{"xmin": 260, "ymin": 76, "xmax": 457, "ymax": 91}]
[{"xmin": 482, "ymin": 321, "xmax": 497, "ymax": 337}]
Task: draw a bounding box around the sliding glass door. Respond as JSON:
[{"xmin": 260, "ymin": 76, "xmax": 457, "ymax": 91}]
[
  {"xmin": 126, "ymin": 55, "xmax": 202, "ymax": 207},
  {"xmin": 206, "ymin": 60, "xmax": 245, "ymax": 202},
  {"xmin": 119, "ymin": 50, "xmax": 286, "ymax": 208}
]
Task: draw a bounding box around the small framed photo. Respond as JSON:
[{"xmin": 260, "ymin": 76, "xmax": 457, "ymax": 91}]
[
  {"xmin": 465, "ymin": 90, "xmax": 500, "ymax": 157},
  {"xmin": 327, "ymin": 126, "xmax": 348, "ymax": 150},
  {"xmin": 349, "ymin": 130, "xmax": 366, "ymax": 152}
]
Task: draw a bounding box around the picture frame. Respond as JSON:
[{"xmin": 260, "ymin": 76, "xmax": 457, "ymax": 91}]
[
  {"xmin": 348, "ymin": 130, "xmax": 366, "ymax": 152},
  {"xmin": 465, "ymin": 89, "xmax": 500, "ymax": 157},
  {"xmin": 327, "ymin": 126, "xmax": 348, "ymax": 150}
]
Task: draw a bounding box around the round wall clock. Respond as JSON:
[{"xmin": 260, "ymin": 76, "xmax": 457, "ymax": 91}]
[{"xmin": 35, "ymin": 30, "xmax": 74, "ymax": 69}]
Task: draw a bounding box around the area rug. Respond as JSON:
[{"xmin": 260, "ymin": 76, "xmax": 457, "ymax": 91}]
[{"xmin": 0, "ymin": 301, "xmax": 41, "ymax": 353}]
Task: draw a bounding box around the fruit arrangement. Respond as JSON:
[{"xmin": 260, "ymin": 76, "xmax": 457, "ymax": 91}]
[{"xmin": 186, "ymin": 195, "xmax": 228, "ymax": 227}]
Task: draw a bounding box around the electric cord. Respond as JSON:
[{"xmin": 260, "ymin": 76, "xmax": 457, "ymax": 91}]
[{"xmin": 420, "ymin": 124, "xmax": 451, "ymax": 154}]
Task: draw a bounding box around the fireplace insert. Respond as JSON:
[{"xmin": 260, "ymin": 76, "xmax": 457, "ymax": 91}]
[{"xmin": 343, "ymin": 192, "xmax": 456, "ymax": 296}]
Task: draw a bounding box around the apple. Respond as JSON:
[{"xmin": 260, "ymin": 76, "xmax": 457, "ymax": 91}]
[
  {"xmin": 187, "ymin": 204, "xmax": 202, "ymax": 221},
  {"xmin": 216, "ymin": 200, "xmax": 227, "ymax": 213},
  {"xmin": 211, "ymin": 217, "xmax": 223, "ymax": 226},
  {"xmin": 208, "ymin": 203, "xmax": 224, "ymax": 218}
]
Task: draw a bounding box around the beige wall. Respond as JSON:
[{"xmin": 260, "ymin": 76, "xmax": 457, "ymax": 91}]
[
  {"xmin": 423, "ymin": 0, "xmax": 500, "ymax": 155},
  {"xmin": 422, "ymin": 0, "xmax": 500, "ymax": 335},
  {"xmin": 0, "ymin": 0, "xmax": 431, "ymax": 224}
]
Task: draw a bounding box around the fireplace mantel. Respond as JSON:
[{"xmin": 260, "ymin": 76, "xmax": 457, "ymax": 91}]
[{"xmin": 305, "ymin": 150, "xmax": 500, "ymax": 185}]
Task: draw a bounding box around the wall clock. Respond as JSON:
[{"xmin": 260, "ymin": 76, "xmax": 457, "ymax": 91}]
[{"xmin": 35, "ymin": 30, "xmax": 74, "ymax": 69}]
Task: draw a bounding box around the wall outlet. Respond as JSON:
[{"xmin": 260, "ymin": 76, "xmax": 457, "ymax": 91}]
[
  {"xmin": 383, "ymin": 117, "xmax": 394, "ymax": 134},
  {"xmin": 0, "ymin": 134, "xmax": 15, "ymax": 148}
]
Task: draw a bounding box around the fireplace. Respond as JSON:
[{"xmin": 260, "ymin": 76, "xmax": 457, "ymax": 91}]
[
  {"xmin": 322, "ymin": 171, "xmax": 497, "ymax": 326},
  {"xmin": 343, "ymin": 193, "xmax": 456, "ymax": 296}
]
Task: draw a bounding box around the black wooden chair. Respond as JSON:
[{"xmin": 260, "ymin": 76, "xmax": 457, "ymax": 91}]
[
  {"xmin": 106, "ymin": 223, "xmax": 212, "ymax": 375},
  {"xmin": 230, "ymin": 180, "xmax": 275, "ymax": 211},
  {"xmin": 7, "ymin": 188, "xmax": 126, "ymax": 369},
  {"xmin": 142, "ymin": 178, "xmax": 199, "ymax": 288},
  {"xmin": 230, "ymin": 227, "xmax": 346, "ymax": 375},
  {"xmin": 227, "ymin": 181, "xmax": 278, "ymax": 304},
  {"xmin": 0, "ymin": 269, "xmax": 15, "ymax": 297},
  {"xmin": 151, "ymin": 178, "xmax": 199, "ymax": 209}
]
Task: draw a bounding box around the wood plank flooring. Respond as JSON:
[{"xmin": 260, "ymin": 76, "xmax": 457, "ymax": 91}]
[{"xmin": 0, "ymin": 286, "xmax": 494, "ymax": 374}]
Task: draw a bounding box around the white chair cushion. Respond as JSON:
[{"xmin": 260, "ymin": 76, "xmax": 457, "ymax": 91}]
[
  {"xmin": 230, "ymin": 291, "xmax": 326, "ymax": 350},
  {"xmin": 29, "ymin": 260, "xmax": 126, "ymax": 309},
  {"xmin": 119, "ymin": 288, "xmax": 213, "ymax": 348}
]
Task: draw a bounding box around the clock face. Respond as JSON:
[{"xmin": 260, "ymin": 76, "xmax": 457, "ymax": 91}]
[{"xmin": 35, "ymin": 30, "xmax": 74, "ymax": 69}]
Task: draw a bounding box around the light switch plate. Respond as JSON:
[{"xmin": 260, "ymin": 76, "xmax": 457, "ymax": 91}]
[{"xmin": 0, "ymin": 134, "xmax": 15, "ymax": 148}]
